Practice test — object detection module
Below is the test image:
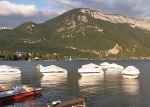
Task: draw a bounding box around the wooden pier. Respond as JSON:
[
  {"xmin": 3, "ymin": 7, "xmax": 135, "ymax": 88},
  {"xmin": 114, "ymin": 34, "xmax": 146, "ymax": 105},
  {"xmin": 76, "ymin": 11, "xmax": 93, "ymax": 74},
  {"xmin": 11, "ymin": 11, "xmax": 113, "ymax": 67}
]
[{"xmin": 48, "ymin": 97, "xmax": 88, "ymax": 107}]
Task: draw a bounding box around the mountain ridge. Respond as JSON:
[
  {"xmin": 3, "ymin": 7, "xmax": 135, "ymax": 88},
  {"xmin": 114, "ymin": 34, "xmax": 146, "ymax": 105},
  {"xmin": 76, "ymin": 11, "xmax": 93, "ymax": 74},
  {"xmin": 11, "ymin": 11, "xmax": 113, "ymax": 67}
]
[
  {"xmin": 1, "ymin": 8, "xmax": 150, "ymax": 59},
  {"xmin": 79, "ymin": 8, "xmax": 150, "ymax": 31}
]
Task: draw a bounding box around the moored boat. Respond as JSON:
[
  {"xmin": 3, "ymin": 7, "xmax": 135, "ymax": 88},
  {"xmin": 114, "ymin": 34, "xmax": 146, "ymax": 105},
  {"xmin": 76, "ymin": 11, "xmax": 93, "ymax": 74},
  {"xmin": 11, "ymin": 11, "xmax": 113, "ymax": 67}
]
[
  {"xmin": 78, "ymin": 63, "xmax": 104, "ymax": 76},
  {"xmin": 0, "ymin": 85, "xmax": 42, "ymax": 104},
  {"xmin": 0, "ymin": 65, "xmax": 21, "ymax": 74},
  {"xmin": 100, "ymin": 62, "xmax": 110, "ymax": 69},
  {"xmin": 122, "ymin": 66, "xmax": 140, "ymax": 79},
  {"xmin": 36, "ymin": 64, "xmax": 67, "ymax": 76},
  {"xmin": 106, "ymin": 63, "xmax": 124, "ymax": 71}
]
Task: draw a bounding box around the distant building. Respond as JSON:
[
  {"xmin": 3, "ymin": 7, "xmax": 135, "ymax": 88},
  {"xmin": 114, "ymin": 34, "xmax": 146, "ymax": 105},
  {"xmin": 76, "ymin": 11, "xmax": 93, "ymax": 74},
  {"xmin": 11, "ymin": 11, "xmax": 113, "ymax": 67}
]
[
  {"xmin": 35, "ymin": 57, "xmax": 42, "ymax": 60},
  {"xmin": 0, "ymin": 26, "xmax": 11, "ymax": 30}
]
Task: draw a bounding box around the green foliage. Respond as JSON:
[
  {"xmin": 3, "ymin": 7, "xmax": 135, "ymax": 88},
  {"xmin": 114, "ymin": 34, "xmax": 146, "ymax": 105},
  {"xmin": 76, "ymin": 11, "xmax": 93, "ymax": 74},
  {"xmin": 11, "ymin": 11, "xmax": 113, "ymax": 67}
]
[{"xmin": 4, "ymin": 51, "xmax": 14, "ymax": 60}]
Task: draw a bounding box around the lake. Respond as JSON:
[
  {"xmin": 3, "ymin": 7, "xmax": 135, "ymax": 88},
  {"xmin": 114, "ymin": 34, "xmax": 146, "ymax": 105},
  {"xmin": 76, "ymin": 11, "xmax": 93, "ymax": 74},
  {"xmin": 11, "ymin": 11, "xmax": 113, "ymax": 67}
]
[{"xmin": 0, "ymin": 60, "xmax": 150, "ymax": 107}]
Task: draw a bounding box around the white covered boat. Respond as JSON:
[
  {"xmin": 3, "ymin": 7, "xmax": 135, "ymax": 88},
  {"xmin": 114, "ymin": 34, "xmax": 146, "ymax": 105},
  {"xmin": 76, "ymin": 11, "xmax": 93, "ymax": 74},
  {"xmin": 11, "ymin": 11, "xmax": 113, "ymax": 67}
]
[
  {"xmin": 122, "ymin": 66, "xmax": 140, "ymax": 79},
  {"xmin": 0, "ymin": 65, "xmax": 21, "ymax": 74},
  {"xmin": 106, "ymin": 63, "xmax": 124, "ymax": 71},
  {"xmin": 100, "ymin": 62, "xmax": 110, "ymax": 69},
  {"xmin": 36, "ymin": 64, "xmax": 67, "ymax": 76},
  {"xmin": 78, "ymin": 63, "xmax": 104, "ymax": 76}
]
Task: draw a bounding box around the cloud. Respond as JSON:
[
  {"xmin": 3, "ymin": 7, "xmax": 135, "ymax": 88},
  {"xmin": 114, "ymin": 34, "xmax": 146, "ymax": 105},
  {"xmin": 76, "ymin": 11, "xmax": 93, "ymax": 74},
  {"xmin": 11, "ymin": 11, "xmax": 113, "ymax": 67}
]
[
  {"xmin": 49, "ymin": 0, "xmax": 150, "ymax": 19},
  {"xmin": 1, "ymin": 0, "xmax": 150, "ymax": 28},
  {"xmin": 44, "ymin": 0, "xmax": 82, "ymax": 14},
  {"xmin": 55, "ymin": 0, "xmax": 82, "ymax": 8},
  {"xmin": 0, "ymin": 1, "xmax": 59, "ymax": 28},
  {"xmin": 0, "ymin": 1, "xmax": 39, "ymax": 16},
  {"xmin": 79, "ymin": 0, "xmax": 150, "ymax": 19}
]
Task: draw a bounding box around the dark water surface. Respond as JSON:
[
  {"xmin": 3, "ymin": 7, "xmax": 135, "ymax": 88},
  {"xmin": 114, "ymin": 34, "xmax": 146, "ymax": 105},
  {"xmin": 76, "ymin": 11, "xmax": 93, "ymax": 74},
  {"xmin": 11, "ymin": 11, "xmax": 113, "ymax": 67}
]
[{"xmin": 0, "ymin": 60, "xmax": 150, "ymax": 107}]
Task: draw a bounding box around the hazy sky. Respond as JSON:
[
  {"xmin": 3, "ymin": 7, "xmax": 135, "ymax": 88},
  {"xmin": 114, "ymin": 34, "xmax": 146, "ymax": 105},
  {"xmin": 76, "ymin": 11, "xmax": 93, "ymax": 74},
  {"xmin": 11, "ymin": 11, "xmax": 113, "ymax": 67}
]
[{"xmin": 0, "ymin": 0, "xmax": 150, "ymax": 28}]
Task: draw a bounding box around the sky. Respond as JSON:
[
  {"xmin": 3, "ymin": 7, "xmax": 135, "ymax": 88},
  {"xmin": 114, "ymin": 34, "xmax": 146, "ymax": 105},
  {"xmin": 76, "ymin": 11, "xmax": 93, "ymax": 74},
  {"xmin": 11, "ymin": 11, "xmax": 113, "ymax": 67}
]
[{"xmin": 0, "ymin": 0, "xmax": 150, "ymax": 28}]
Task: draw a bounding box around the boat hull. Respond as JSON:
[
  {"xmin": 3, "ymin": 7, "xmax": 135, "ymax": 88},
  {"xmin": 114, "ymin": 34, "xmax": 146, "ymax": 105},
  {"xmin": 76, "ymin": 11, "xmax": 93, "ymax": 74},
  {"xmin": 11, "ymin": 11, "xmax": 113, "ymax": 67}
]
[
  {"xmin": 0, "ymin": 72, "xmax": 21, "ymax": 75},
  {"xmin": 106, "ymin": 68, "xmax": 123, "ymax": 71},
  {"xmin": 42, "ymin": 71, "xmax": 67, "ymax": 76},
  {"xmin": 0, "ymin": 89, "xmax": 42, "ymax": 104},
  {"xmin": 78, "ymin": 69, "xmax": 104, "ymax": 76},
  {"xmin": 122, "ymin": 74, "xmax": 139, "ymax": 79},
  {"xmin": 0, "ymin": 70, "xmax": 21, "ymax": 75},
  {"xmin": 79, "ymin": 72, "xmax": 104, "ymax": 76},
  {"xmin": 1, "ymin": 94, "xmax": 41, "ymax": 106}
]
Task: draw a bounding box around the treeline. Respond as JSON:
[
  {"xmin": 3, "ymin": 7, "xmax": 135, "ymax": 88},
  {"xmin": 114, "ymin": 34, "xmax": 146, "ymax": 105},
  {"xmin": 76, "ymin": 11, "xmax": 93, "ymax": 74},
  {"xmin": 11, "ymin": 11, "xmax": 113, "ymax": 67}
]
[{"xmin": 0, "ymin": 51, "xmax": 63, "ymax": 61}]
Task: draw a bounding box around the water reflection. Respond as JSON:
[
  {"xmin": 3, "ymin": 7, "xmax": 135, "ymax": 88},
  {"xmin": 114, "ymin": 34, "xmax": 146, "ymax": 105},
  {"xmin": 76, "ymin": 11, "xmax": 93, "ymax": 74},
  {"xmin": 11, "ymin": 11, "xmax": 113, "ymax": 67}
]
[
  {"xmin": 40, "ymin": 75, "xmax": 68, "ymax": 103},
  {"xmin": 122, "ymin": 78, "xmax": 139, "ymax": 95},
  {"xmin": 40, "ymin": 75, "xmax": 67, "ymax": 87},
  {"xmin": 78, "ymin": 75, "xmax": 104, "ymax": 94},
  {"xmin": 0, "ymin": 74, "xmax": 21, "ymax": 85}
]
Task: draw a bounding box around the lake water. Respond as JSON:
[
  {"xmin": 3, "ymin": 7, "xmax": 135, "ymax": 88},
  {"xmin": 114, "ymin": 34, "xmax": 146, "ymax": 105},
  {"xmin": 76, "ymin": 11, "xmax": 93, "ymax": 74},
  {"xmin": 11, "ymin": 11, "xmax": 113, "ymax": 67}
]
[{"xmin": 0, "ymin": 60, "xmax": 150, "ymax": 107}]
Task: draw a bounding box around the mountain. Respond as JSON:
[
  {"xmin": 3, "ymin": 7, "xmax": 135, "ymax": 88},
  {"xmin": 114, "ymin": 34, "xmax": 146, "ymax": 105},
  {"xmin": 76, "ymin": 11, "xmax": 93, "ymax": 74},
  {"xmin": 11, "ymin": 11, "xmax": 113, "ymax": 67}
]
[{"xmin": 1, "ymin": 8, "xmax": 150, "ymax": 59}]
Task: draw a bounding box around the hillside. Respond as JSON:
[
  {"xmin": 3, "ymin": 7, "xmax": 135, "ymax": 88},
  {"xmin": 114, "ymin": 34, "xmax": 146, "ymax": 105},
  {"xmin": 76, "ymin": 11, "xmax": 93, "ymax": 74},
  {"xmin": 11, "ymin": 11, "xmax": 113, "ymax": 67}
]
[{"xmin": 1, "ymin": 8, "xmax": 150, "ymax": 59}]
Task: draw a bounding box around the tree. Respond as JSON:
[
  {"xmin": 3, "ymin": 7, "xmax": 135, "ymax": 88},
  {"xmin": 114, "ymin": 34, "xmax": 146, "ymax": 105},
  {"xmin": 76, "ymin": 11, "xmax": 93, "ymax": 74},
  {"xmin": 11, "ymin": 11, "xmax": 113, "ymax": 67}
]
[{"xmin": 4, "ymin": 51, "xmax": 14, "ymax": 60}]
